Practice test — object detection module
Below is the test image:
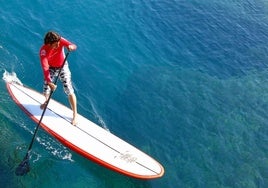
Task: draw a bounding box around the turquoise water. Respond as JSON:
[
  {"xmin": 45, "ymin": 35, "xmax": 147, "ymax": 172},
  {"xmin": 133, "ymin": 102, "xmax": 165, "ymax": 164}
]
[{"xmin": 1, "ymin": 0, "xmax": 268, "ymax": 187}]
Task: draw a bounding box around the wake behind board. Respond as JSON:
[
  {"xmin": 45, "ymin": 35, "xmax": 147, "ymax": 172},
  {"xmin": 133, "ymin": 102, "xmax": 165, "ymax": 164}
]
[{"xmin": 6, "ymin": 81, "xmax": 164, "ymax": 179}]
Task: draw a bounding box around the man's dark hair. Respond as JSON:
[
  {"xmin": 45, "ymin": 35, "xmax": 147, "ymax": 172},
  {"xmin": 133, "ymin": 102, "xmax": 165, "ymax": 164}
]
[{"xmin": 44, "ymin": 31, "xmax": 61, "ymax": 44}]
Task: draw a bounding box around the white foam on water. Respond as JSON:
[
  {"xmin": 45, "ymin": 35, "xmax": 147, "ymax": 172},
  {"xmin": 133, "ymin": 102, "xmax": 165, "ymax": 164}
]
[{"xmin": 2, "ymin": 70, "xmax": 23, "ymax": 85}]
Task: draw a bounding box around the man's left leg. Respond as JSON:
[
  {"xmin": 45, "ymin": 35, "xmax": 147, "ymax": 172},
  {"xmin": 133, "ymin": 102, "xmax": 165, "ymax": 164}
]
[{"xmin": 68, "ymin": 93, "xmax": 77, "ymax": 125}]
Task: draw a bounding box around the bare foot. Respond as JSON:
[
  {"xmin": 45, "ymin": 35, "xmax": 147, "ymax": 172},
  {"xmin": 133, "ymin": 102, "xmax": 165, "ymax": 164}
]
[
  {"xmin": 40, "ymin": 102, "xmax": 47, "ymax": 110},
  {"xmin": 72, "ymin": 114, "xmax": 78, "ymax": 125}
]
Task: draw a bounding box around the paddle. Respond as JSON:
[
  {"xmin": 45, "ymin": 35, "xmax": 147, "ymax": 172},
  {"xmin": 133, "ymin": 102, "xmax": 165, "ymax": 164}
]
[{"xmin": 15, "ymin": 51, "xmax": 70, "ymax": 176}]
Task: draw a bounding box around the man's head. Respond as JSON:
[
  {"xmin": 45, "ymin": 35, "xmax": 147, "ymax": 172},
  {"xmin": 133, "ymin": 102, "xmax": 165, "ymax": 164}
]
[{"xmin": 44, "ymin": 31, "xmax": 61, "ymax": 45}]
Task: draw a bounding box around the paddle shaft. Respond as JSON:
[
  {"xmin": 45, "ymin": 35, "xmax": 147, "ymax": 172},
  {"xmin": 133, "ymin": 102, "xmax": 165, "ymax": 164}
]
[{"xmin": 26, "ymin": 51, "xmax": 70, "ymax": 153}]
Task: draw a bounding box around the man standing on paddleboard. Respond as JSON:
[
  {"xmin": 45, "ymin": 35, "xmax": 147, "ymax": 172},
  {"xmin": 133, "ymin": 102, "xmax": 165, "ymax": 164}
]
[{"xmin": 39, "ymin": 31, "xmax": 78, "ymax": 125}]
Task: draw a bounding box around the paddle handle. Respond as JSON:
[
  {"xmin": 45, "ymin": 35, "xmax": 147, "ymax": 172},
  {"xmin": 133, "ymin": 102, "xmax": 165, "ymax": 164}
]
[{"xmin": 53, "ymin": 52, "xmax": 70, "ymax": 85}]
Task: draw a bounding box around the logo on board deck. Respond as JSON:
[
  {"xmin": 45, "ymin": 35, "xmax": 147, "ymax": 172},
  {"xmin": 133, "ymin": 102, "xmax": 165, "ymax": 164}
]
[{"xmin": 114, "ymin": 151, "xmax": 137, "ymax": 163}]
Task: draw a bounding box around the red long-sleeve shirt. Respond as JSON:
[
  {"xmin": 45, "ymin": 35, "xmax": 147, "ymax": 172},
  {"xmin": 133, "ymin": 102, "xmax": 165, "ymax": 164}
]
[{"xmin": 39, "ymin": 37, "xmax": 73, "ymax": 82}]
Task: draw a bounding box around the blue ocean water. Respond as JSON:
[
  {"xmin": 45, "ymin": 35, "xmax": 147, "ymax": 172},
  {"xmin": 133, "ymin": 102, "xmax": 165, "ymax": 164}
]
[{"xmin": 0, "ymin": 0, "xmax": 268, "ymax": 187}]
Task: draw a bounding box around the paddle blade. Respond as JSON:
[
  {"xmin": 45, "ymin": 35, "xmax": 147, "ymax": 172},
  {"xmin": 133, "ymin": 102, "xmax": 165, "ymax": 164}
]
[{"xmin": 15, "ymin": 156, "xmax": 30, "ymax": 176}]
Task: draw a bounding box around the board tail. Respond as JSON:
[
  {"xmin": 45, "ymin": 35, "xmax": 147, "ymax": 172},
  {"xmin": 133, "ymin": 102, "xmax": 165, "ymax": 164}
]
[{"xmin": 2, "ymin": 70, "xmax": 23, "ymax": 85}]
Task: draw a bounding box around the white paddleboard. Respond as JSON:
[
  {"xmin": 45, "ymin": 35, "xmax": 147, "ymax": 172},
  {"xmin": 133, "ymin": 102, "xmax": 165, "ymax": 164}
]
[{"xmin": 6, "ymin": 82, "xmax": 164, "ymax": 179}]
